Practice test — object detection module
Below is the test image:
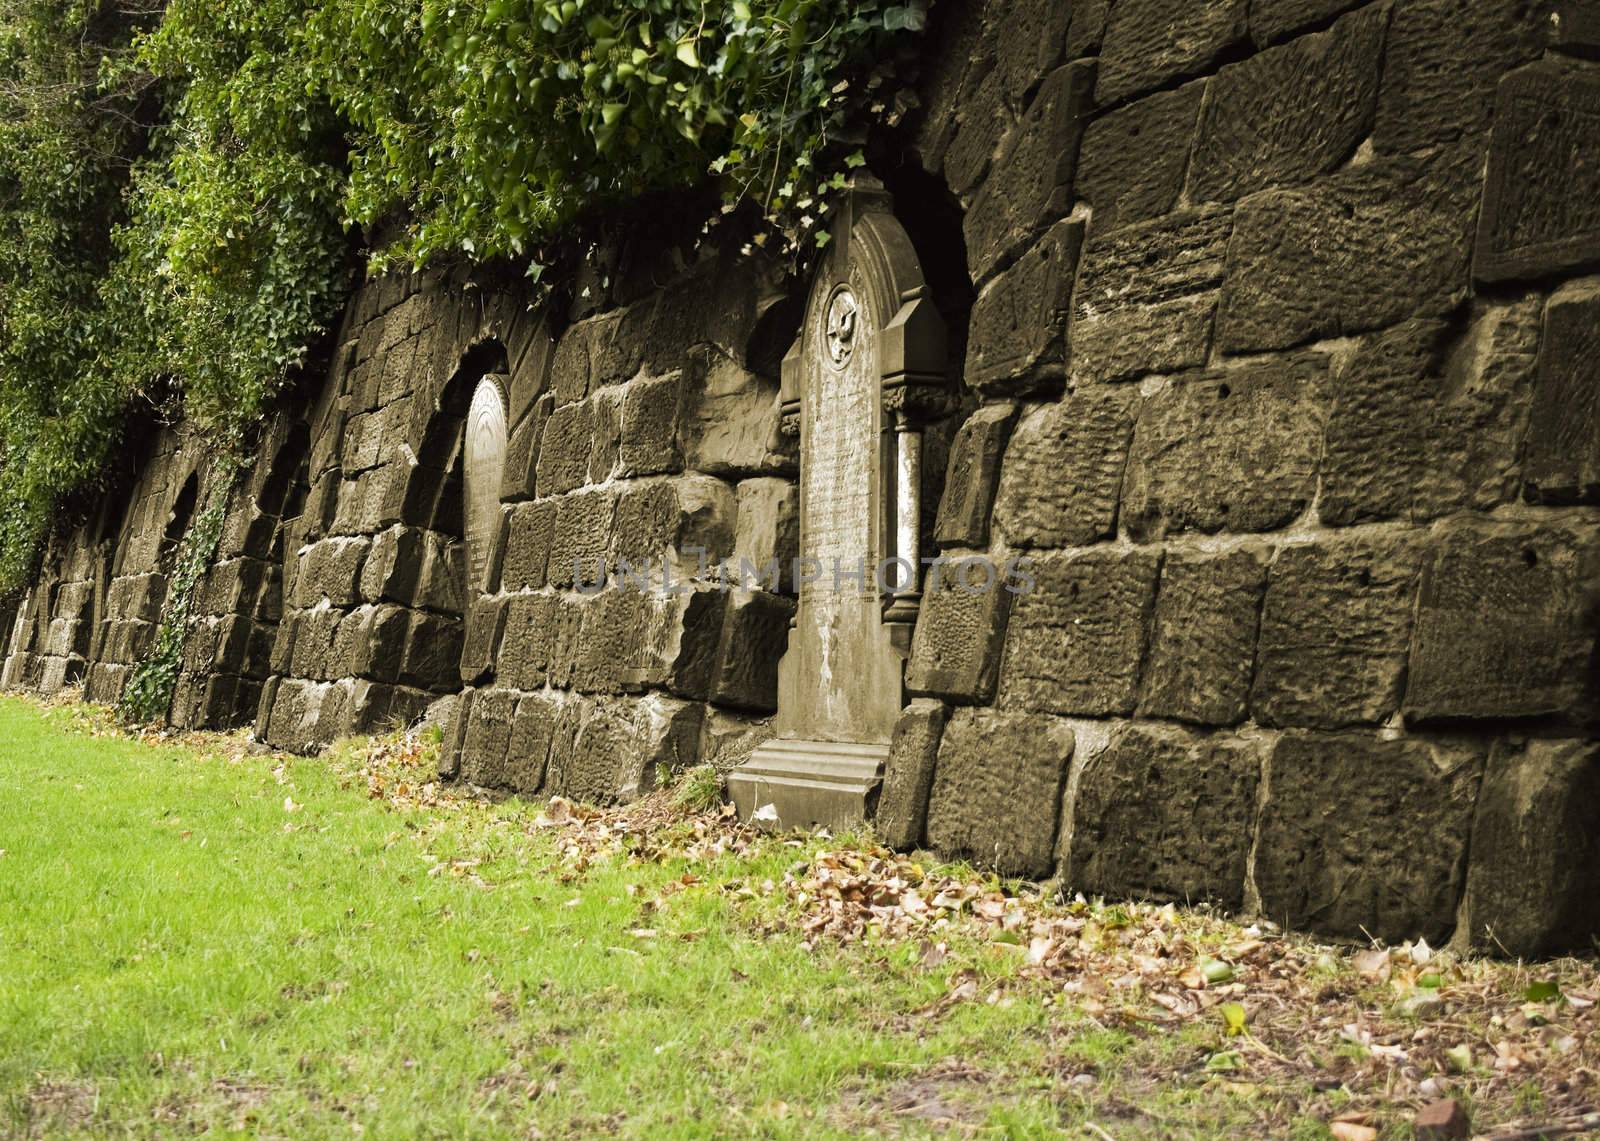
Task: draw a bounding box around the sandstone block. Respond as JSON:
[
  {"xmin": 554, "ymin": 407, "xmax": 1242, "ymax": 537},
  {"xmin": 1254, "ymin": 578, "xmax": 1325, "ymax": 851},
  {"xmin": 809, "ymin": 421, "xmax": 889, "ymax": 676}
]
[
  {"xmin": 610, "ymin": 477, "xmax": 736, "ymax": 579},
  {"xmin": 1068, "ymin": 724, "xmax": 1261, "ymax": 909},
  {"xmin": 535, "ymin": 401, "xmax": 595, "ymax": 497},
  {"xmin": 1257, "ymin": 732, "xmax": 1484, "ymax": 942},
  {"xmin": 1376, "ymin": 0, "xmax": 1551, "ymax": 155},
  {"xmin": 1075, "ymin": 81, "xmax": 1205, "ymax": 231},
  {"xmin": 1189, "ymin": 5, "xmax": 1387, "ymax": 204},
  {"xmin": 549, "ymin": 324, "xmax": 593, "ymax": 405},
  {"xmin": 547, "ymin": 488, "xmax": 618, "ymax": 590},
  {"xmin": 1122, "ymin": 355, "xmax": 1329, "ymax": 540},
  {"xmin": 1096, "ymin": 0, "xmax": 1248, "ymax": 106},
  {"xmin": 459, "ymin": 595, "xmax": 507, "ymax": 685},
  {"xmin": 1071, "ymin": 206, "xmax": 1232, "ymax": 383},
  {"xmin": 588, "ymin": 387, "xmax": 622, "ymax": 484},
  {"xmin": 988, "ymin": 0, "xmax": 1074, "ymax": 111},
  {"xmin": 875, "ymin": 700, "xmax": 950, "ymax": 851},
  {"xmin": 1001, "ymin": 549, "xmax": 1161, "ymax": 717},
  {"xmin": 1463, "ymin": 739, "xmax": 1600, "ymax": 957},
  {"xmin": 964, "ymin": 62, "xmax": 1096, "ymax": 281},
  {"xmin": 1140, "ymin": 550, "xmax": 1268, "ymax": 726},
  {"xmin": 925, "ymin": 709, "xmax": 1075, "ymax": 878},
  {"xmin": 618, "ymin": 373, "xmax": 684, "ymax": 477},
  {"xmin": 497, "ymin": 592, "xmax": 560, "ymax": 690},
  {"xmin": 708, "ymin": 590, "xmax": 794, "ymax": 713},
  {"xmin": 500, "ymin": 500, "xmax": 557, "ymax": 592},
  {"xmin": 993, "ymin": 388, "xmax": 1135, "ymax": 548},
  {"xmin": 1477, "ymin": 61, "xmax": 1600, "ymax": 284},
  {"xmin": 935, "ymin": 404, "xmax": 1018, "ymax": 549},
  {"xmin": 1322, "ymin": 319, "xmax": 1454, "ymax": 525},
  {"xmin": 906, "ymin": 558, "xmax": 1015, "ymax": 703},
  {"xmin": 459, "ymin": 687, "xmax": 519, "ymax": 788},
  {"xmin": 501, "ymin": 392, "xmax": 553, "ymax": 502},
  {"xmin": 1252, "ymin": 538, "xmax": 1420, "ymax": 728},
  {"xmin": 964, "ymin": 220, "xmax": 1083, "ymax": 395},
  {"xmin": 1525, "ymin": 284, "xmax": 1600, "ymax": 502},
  {"xmin": 401, "ymin": 610, "xmax": 463, "ymax": 692},
  {"xmin": 496, "ymin": 692, "xmax": 560, "ymax": 794},
  {"xmin": 679, "ymin": 350, "xmax": 793, "ymax": 478},
  {"xmin": 1217, "ymin": 147, "xmax": 1478, "ymax": 354},
  {"xmin": 1406, "ymin": 524, "xmax": 1598, "ymax": 721},
  {"xmin": 729, "ymin": 478, "xmax": 798, "ymax": 591}
]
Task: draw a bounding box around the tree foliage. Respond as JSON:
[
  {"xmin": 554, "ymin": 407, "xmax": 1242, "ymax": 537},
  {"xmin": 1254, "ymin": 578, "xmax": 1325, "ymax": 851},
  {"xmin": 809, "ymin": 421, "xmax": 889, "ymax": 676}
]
[{"xmin": 0, "ymin": 0, "xmax": 920, "ymax": 592}]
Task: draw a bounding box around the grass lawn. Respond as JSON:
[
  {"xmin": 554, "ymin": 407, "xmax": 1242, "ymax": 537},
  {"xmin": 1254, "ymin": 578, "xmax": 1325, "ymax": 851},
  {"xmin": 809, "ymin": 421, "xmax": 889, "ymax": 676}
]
[{"xmin": 1, "ymin": 694, "xmax": 1596, "ymax": 1139}]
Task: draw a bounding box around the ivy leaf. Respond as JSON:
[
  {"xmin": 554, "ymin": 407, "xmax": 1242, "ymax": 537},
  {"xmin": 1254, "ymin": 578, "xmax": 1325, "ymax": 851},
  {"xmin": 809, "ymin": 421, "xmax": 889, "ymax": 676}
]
[{"xmin": 675, "ymin": 38, "xmax": 701, "ymax": 68}]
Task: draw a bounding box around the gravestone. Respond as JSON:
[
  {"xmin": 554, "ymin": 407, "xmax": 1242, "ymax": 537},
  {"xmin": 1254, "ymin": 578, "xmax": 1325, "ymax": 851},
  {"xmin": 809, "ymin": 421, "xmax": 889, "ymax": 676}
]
[
  {"xmin": 464, "ymin": 375, "xmax": 509, "ymax": 592},
  {"xmin": 728, "ymin": 183, "xmax": 948, "ymax": 829}
]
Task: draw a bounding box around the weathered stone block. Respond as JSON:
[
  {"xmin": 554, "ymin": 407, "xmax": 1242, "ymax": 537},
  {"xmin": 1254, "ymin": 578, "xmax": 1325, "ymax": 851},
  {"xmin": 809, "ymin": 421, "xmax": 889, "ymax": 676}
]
[
  {"xmin": 993, "ymin": 388, "xmax": 1135, "ymax": 548},
  {"xmin": 1322, "ymin": 319, "xmax": 1452, "ymax": 525},
  {"xmin": 1096, "ymin": 0, "xmax": 1249, "ymax": 106},
  {"xmin": 630, "ymin": 695, "xmax": 706, "ymax": 791},
  {"xmin": 1068, "ymin": 724, "xmax": 1261, "ymax": 909},
  {"xmin": 1406, "ymin": 525, "xmax": 1598, "ymax": 721},
  {"xmin": 459, "ymin": 595, "xmax": 507, "ymax": 685},
  {"xmin": 570, "ymin": 589, "xmax": 654, "ymax": 695},
  {"xmin": 935, "ymin": 404, "xmax": 1018, "ymax": 549},
  {"xmin": 1071, "ymin": 206, "xmax": 1233, "ymax": 383},
  {"xmin": 875, "ymin": 700, "xmax": 949, "ymax": 851},
  {"xmin": 679, "ymin": 350, "xmax": 793, "ymax": 478},
  {"xmin": 460, "ymin": 687, "xmax": 519, "ymax": 788},
  {"xmin": 1463, "ymin": 739, "xmax": 1600, "ymax": 957},
  {"xmin": 609, "ymin": 477, "xmax": 735, "ymax": 579},
  {"xmin": 906, "ymin": 558, "xmax": 1014, "ymax": 703},
  {"xmin": 964, "ymin": 62, "xmax": 1096, "ymax": 281},
  {"xmin": 1376, "ymin": 0, "xmax": 1551, "ymax": 155},
  {"xmin": 1525, "ymin": 283, "xmax": 1600, "ymax": 502},
  {"xmin": 588, "ymin": 388, "xmax": 622, "ymax": 484},
  {"xmin": 1477, "ymin": 61, "xmax": 1600, "ymax": 284},
  {"xmin": 301, "ymin": 538, "xmax": 370, "ymax": 608},
  {"xmin": 964, "ymin": 220, "xmax": 1083, "ymax": 395},
  {"xmin": 618, "ymin": 373, "xmax": 684, "ymax": 477},
  {"xmin": 1000, "ymin": 549, "xmax": 1161, "ymax": 717},
  {"xmin": 1189, "ymin": 5, "xmax": 1387, "ymax": 204},
  {"xmin": 549, "ymin": 324, "xmax": 592, "ymax": 405},
  {"xmin": 1252, "ymin": 538, "xmax": 1420, "ymax": 728},
  {"xmin": 925, "ymin": 709, "xmax": 1075, "ymax": 878},
  {"xmin": 535, "ymin": 401, "xmax": 595, "ymax": 497},
  {"xmin": 709, "ymin": 590, "xmax": 794, "ymax": 712},
  {"xmin": 494, "ymin": 692, "xmax": 559, "ymax": 794},
  {"xmin": 729, "ymin": 477, "xmax": 798, "ymax": 590},
  {"xmin": 555, "ymin": 702, "xmax": 637, "ymax": 805},
  {"xmin": 1257, "ymin": 732, "xmax": 1483, "ymax": 943},
  {"xmin": 1075, "ymin": 81, "xmax": 1205, "ymax": 231},
  {"xmin": 500, "ymin": 500, "xmax": 557, "ymax": 592},
  {"xmin": 501, "ymin": 392, "xmax": 553, "ymax": 502},
  {"xmin": 987, "ymin": 0, "xmax": 1074, "ymax": 111},
  {"xmin": 1140, "ymin": 550, "xmax": 1268, "ymax": 726},
  {"xmin": 547, "ymin": 488, "xmax": 618, "ymax": 590},
  {"xmin": 416, "ymin": 539, "xmax": 467, "ymax": 615},
  {"xmin": 350, "ymin": 605, "xmax": 410, "ymax": 683},
  {"xmin": 1216, "ymin": 147, "xmax": 1478, "ymax": 353},
  {"xmin": 1250, "ymin": 0, "xmax": 1368, "ymax": 44},
  {"xmin": 1123, "ymin": 355, "xmax": 1329, "ymax": 540},
  {"xmin": 942, "ymin": 66, "xmax": 1010, "ymax": 198},
  {"xmin": 401, "ymin": 610, "xmax": 463, "ymax": 692},
  {"xmin": 497, "ymin": 592, "xmax": 558, "ymax": 690}
]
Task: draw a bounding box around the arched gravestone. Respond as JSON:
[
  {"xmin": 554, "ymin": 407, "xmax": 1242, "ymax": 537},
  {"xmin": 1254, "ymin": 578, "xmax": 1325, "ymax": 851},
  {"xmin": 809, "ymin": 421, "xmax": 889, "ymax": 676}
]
[
  {"xmin": 463, "ymin": 375, "xmax": 509, "ymax": 592},
  {"xmin": 729, "ymin": 181, "xmax": 949, "ymax": 830}
]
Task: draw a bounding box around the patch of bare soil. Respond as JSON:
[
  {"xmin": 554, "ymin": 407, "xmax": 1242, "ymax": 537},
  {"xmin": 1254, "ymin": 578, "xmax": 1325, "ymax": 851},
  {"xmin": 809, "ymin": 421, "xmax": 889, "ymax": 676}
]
[{"xmin": 12, "ymin": 1079, "xmax": 98, "ymax": 1138}]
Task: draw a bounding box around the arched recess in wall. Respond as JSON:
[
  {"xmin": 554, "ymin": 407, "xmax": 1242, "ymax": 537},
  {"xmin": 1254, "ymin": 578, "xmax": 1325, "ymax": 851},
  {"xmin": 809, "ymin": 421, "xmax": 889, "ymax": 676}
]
[
  {"xmin": 398, "ymin": 339, "xmax": 511, "ymax": 574},
  {"xmin": 879, "ymin": 154, "xmax": 977, "ymax": 553}
]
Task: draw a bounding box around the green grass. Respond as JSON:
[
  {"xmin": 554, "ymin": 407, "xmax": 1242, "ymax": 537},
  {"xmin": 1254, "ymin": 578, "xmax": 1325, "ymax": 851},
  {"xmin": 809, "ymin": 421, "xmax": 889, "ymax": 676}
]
[{"xmin": 0, "ymin": 697, "xmax": 1108, "ymax": 1138}]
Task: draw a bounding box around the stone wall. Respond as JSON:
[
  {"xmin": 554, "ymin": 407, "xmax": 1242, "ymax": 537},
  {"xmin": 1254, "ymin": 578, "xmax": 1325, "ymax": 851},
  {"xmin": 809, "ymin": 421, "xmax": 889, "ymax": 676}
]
[
  {"xmin": 3, "ymin": 0, "xmax": 1597, "ymax": 956},
  {"xmin": 881, "ymin": 0, "xmax": 1600, "ymax": 958}
]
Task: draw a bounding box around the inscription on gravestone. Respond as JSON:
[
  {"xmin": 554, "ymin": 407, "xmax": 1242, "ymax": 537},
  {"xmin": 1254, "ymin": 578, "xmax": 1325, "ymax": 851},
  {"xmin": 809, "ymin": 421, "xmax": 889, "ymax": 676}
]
[
  {"xmin": 729, "ymin": 183, "xmax": 948, "ymax": 830},
  {"xmin": 464, "ymin": 375, "xmax": 509, "ymax": 591}
]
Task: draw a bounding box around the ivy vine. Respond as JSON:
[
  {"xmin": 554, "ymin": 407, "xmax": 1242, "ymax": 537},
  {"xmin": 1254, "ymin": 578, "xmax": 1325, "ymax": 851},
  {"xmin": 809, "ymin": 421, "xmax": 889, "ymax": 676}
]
[{"xmin": 116, "ymin": 473, "xmax": 231, "ymax": 724}]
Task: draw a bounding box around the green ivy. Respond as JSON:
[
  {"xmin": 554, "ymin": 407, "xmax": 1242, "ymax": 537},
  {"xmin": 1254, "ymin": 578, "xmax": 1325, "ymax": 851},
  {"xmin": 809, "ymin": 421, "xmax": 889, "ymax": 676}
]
[
  {"xmin": 0, "ymin": 0, "xmax": 922, "ymax": 595},
  {"xmin": 116, "ymin": 472, "xmax": 231, "ymax": 724}
]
